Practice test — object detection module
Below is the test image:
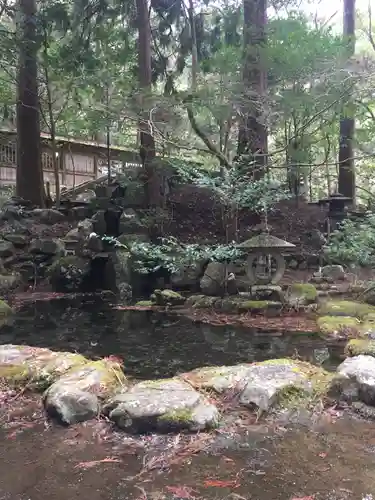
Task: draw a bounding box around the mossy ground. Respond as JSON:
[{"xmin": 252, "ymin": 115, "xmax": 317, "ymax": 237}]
[
  {"xmin": 345, "ymin": 339, "xmax": 375, "ymax": 357},
  {"xmin": 317, "ymin": 315, "xmax": 361, "ymax": 338},
  {"xmin": 288, "ymin": 283, "xmax": 318, "ymax": 302},
  {"xmin": 318, "ymin": 300, "xmax": 375, "ymax": 320},
  {"xmin": 157, "ymin": 408, "xmax": 194, "ymax": 424}
]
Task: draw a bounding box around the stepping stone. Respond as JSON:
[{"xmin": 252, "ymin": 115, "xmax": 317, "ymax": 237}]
[{"xmin": 105, "ymin": 378, "xmax": 219, "ymax": 433}]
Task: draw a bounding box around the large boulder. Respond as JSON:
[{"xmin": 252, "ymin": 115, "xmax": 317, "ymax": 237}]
[
  {"xmin": 200, "ymin": 262, "xmax": 236, "ymax": 296},
  {"xmin": 171, "ymin": 260, "xmax": 208, "ymax": 290},
  {"xmin": 30, "ymin": 238, "xmax": 65, "ymax": 256},
  {"xmin": 181, "ymin": 364, "xmax": 252, "ymax": 394},
  {"xmin": 239, "ymin": 360, "xmax": 314, "ymax": 411},
  {"xmin": 47, "ymin": 255, "xmax": 90, "ymax": 292},
  {"xmin": 3, "ymin": 233, "xmax": 29, "ymax": 247},
  {"xmin": 105, "ymin": 378, "xmax": 219, "ymax": 433},
  {"xmin": 0, "ymin": 344, "xmax": 87, "ymax": 390},
  {"xmin": 44, "ymin": 359, "xmax": 126, "ymax": 425},
  {"xmin": 0, "ymin": 240, "xmax": 14, "ymax": 258},
  {"xmin": 321, "ymin": 265, "xmax": 346, "ymax": 281},
  {"xmin": 30, "ymin": 208, "xmax": 65, "ymax": 225},
  {"xmin": 330, "ymin": 355, "xmax": 375, "ymax": 405}
]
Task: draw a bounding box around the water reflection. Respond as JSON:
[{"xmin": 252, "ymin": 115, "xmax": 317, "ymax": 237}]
[{"xmin": 0, "ymin": 297, "xmax": 343, "ymax": 379}]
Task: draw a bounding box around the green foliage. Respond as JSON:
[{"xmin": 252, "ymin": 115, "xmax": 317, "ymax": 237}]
[
  {"xmin": 102, "ymin": 235, "xmax": 243, "ymax": 274},
  {"xmin": 325, "ymin": 214, "xmax": 375, "ymax": 266}
]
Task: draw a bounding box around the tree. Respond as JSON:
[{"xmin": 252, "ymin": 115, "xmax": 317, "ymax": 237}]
[
  {"xmin": 338, "ymin": 0, "xmax": 356, "ymax": 201},
  {"xmin": 16, "ymin": 0, "xmax": 44, "ymax": 206},
  {"xmin": 238, "ymin": 0, "xmax": 268, "ymax": 179},
  {"xmin": 136, "ymin": 0, "xmax": 162, "ymax": 207}
]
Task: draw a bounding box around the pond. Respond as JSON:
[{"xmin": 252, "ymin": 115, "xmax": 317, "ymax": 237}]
[
  {"xmin": 0, "ymin": 296, "xmax": 342, "ymax": 378},
  {"xmin": 0, "ymin": 296, "xmax": 373, "ymax": 500}
]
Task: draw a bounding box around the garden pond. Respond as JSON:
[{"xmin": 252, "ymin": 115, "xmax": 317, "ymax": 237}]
[{"xmin": 0, "ymin": 296, "xmax": 374, "ymax": 500}]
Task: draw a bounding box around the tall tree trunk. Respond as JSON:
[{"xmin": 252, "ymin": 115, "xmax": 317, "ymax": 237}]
[
  {"xmin": 16, "ymin": 0, "xmax": 44, "ymax": 206},
  {"xmin": 238, "ymin": 0, "xmax": 267, "ymax": 180},
  {"xmin": 136, "ymin": 0, "xmax": 162, "ymax": 208},
  {"xmin": 338, "ymin": 0, "xmax": 356, "ymax": 202}
]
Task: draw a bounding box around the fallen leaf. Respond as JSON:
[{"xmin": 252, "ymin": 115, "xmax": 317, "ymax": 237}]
[
  {"xmin": 203, "ymin": 479, "xmax": 239, "ymax": 488},
  {"xmin": 75, "ymin": 457, "xmax": 121, "ymax": 470},
  {"xmin": 291, "ymin": 496, "xmax": 315, "ymax": 500},
  {"xmin": 318, "ymin": 452, "xmax": 327, "ymax": 458},
  {"xmin": 165, "ymin": 485, "xmax": 196, "ymax": 498}
]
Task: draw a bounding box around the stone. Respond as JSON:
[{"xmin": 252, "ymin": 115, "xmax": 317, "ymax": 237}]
[
  {"xmin": 86, "ymin": 233, "xmax": 103, "ymax": 252},
  {"xmin": 239, "ymin": 360, "xmax": 313, "ymax": 411},
  {"xmin": 0, "ymin": 299, "xmax": 12, "ymax": 319},
  {"xmin": 30, "ymin": 208, "xmax": 65, "ymax": 225},
  {"xmin": 47, "ymin": 255, "xmax": 90, "ymax": 292},
  {"xmin": 0, "ymin": 240, "xmax": 14, "ymax": 258},
  {"xmin": 119, "ymin": 208, "xmax": 144, "ymax": 234},
  {"xmin": 321, "ymin": 265, "xmax": 346, "ymax": 280},
  {"xmin": 200, "ymin": 262, "xmax": 236, "ymax": 296},
  {"xmin": 250, "ymin": 285, "xmax": 284, "ymax": 302},
  {"xmin": 44, "ymin": 359, "xmax": 126, "ymax": 425},
  {"xmin": 286, "ymin": 283, "xmax": 317, "ymax": 306},
  {"xmin": 0, "ymin": 273, "xmax": 22, "ymax": 295},
  {"xmin": 77, "ymin": 218, "xmax": 94, "ymax": 237},
  {"xmin": 92, "ymin": 210, "xmax": 107, "ymax": 235},
  {"xmin": 118, "ymin": 282, "xmax": 132, "ymax": 302},
  {"xmin": 3, "ymin": 233, "xmax": 29, "ymax": 247},
  {"xmin": 71, "ymin": 206, "xmax": 89, "ymax": 219},
  {"xmin": 105, "ymin": 378, "xmax": 219, "ymax": 433},
  {"xmin": 330, "ymin": 355, "xmax": 375, "ymax": 405},
  {"xmin": 30, "ymin": 238, "xmax": 65, "ymax": 256},
  {"xmin": 182, "ymin": 364, "xmax": 252, "ymax": 394},
  {"xmin": 171, "ymin": 260, "xmax": 208, "ymax": 290},
  {"xmin": 151, "ymin": 289, "xmax": 185, "ymax": 306},
  {"xmin": 0, "ymin": 344, "xmax": 87, "ymax": 390}
]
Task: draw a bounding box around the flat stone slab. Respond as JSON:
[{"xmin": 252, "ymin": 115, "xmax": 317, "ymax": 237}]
[
  {"xmin": 331, "ymin": 355, "xmax": 375, "ymax": 406},
  {"xmin": 181, "ymin": 364, "xmax": 252, "ymax": 393},
  {"xmin": 239, "ymin": 360, "xmax": 312, "ymax": 411},
  {"xmin": 44, "ymin": 359, "xmax": 126, "ymax": 425},
  {"xmin": 105, "ymin": 378, "xmax": 219, "ymax": 433},
  {"xmin": 0, "ymin": 344, "xmax": 87, "ymax": 389}
]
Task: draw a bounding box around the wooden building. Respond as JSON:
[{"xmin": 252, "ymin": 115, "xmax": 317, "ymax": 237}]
[{"xmin": 0, "ymin": 129, "xmax": 142, "ymax": 192}]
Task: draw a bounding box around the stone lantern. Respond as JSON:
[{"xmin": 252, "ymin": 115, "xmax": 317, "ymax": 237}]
[{"xmin": 238, "ymin": 233, "xmax": 296, "ymax": 285}]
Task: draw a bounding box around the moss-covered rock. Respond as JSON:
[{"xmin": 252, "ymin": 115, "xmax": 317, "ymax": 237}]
[
  {"xmin": 186, "ymin": 295, "xmax": 219, "ymax": 309},
  {"xmin": 0, "ymin": 299, "xmax": 12, "ymax": 319},
  {"xmin": 317, "ymin": 315, "xmax": 361, "ymax": 339},
  {"xmin": 181, "ymin": 364, "xmax": 252, "ymax": 393},
  {"xmin": 239, "ymin": 358, "xmax": 332, "ymax": 411},
  {"xmin": 286, "ymin": 283, "xmax": 318, "ymax": 305},
  {"xmin": 44, "ymin": 358, "xmax": 127, "ymax": 425},
  {"xmin": 345, "ymin": 339, "xmax": 375, "ymax": 357},
  {"xmin": 104, "ymin": 378, "xmax": 219, "ymax": 433},
  {"xmin": 318, "ymin": 300, "xmax": 375, "ymax": 319},
  {"xmin": 0, "ymin": 344, "xmax": 87, "ymax": 389},
  {"xmin": 151, "ymin": 289, "xmax": 185, "ymax": 306},
  {"xmin": 236, "ymin": 300, "xmax": 282, "ymax": 314},
  {"xmin": 135, "ymin": 300, "xmax": 154, "ymax": 307}
]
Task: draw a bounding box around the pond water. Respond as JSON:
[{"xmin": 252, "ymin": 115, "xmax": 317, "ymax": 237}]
[
  {"xmin": 0, "ymin": 297, "xmax": 373, "ymax": 500},
  {"xmin": 0, "ymin": 297, "xmax": 342, "ymax": 378}
]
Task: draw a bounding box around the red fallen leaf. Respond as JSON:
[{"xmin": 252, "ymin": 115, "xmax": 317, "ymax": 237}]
[
  {"xmin": 203, "ymin": 480, "xmax": 239, "ymax": 488},
  {"xmin": 75, "ymin": 457, "xmax": 121, "ymax": 470},
  {"xmin": 165, "ymin": 485, "xmax": 196, "ymax": 498},
  {"xmin": 291, "ymin": 496, "xmax": 315, "ymax": 500}
]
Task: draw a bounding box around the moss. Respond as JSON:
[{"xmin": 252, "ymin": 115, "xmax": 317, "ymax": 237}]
[
  {"xmin": 192, "ymin": 296, "xmax": 218, "ymax": 309},
  {"xmin": 157, "ymin": 408, "xmax": 194, "ymax": 424},
  {"xmin": 135, "ymin": 300, "xmax": 154, "ymax": 307},
  {"xmin": 318, "ymin": 300, "xmax": 375, "ymax": 319},
  {"xmin": 0, "ymin": 299, "xmax": 12, "ymax": 318},
  {"xmin": 237, "ymin": 300, "xmax": 281, "ymax": 312},
  {"xmin": 289, "ymin": 283, "xmax": 317, "ymax": 302},
  {"xmin": 345, "ymin": 339, "xmax": 375, "ymax": 357},
  {"xmin": 153, "ymin": 289, "xmax": 185, "ymax": 306},
  {"xmin": 317, "ymin": 315, "xmax": 361, "ymax": 338},
  {"xmin": 0, "ymin": 364, "xmax": 30, "ymax": 386},
  {"xmin": 257, "ymin": 358, "xmax": 334, "ymax": 407}
]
